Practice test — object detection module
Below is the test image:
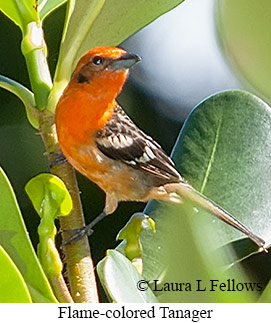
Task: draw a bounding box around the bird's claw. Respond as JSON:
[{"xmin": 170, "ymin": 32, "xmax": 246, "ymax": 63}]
[
  {"xmin": 61, "ymin": 226, "xmax": 94, "ymax": 246},
  {"xmin": 48, "ymin": 152, "xmax": 67, "ymax": 168}
]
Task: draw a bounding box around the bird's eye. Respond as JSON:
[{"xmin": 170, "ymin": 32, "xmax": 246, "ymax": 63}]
[{"xmin": 92, "ymin": 56, "xmax": 103, "ymax": 66}]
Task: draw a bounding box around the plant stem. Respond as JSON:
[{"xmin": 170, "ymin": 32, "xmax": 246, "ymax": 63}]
[
  {"xmin": 21, "ymin": 22, "xmax": 52, "ymax": 110},
  {"xmin": 20, "ymin": 20, "xmax": 98, "ymax": 302},
  {"xmin": 48, "ymin": 274, "xmax": 73, "ymax": 303},
  {"xmin": 39, "ymin": 109, "xmax": 99, "ymax": 303}
]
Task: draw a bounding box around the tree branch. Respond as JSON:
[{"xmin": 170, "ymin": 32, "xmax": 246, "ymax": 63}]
[{"xmin": 39, "ymin": 109, "xmax": 99, "ymax": 302}]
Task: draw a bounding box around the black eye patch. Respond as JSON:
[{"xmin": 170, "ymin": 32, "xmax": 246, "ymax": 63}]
[{"xmin": 77, "ymin": 72, "xmax": 89, "ymax": 83}]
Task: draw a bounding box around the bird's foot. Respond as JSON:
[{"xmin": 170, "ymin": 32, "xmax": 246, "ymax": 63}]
[
  {"xmin": 48, "ymin": 152, "xmax": 67, "ymax": 168},
  {"xmin": 61, "ymin": 211, "xmax": 106, "ymax": 246},
  {"xmin": 61, "ymin": 225, "xmax": 94, "ymax": 246}
]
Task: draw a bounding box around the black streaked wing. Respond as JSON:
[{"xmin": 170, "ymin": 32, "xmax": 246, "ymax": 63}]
[{"xmin": 96, "ymin": 104, "xmax": 181, "ymax": 183}]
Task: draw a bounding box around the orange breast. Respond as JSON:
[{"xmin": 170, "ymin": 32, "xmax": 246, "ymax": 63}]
[{"xmin": 54, "ymin": 63, "xmax": 153, "ymax": 202}]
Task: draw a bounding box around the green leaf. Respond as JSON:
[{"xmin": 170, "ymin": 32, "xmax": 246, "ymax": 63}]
[
  {"xmin": 25, "ymin": 174, "xmax": 72, "ymax": 276},
  {"xmin": 49, "ymin": 0, "xmax": 185, "ymax": 111},
  {"xmin": 0, "ymin": 75, "xmax": 39, "ymax": 128},
  {"xmin": 0, "ymin": 245, "xmax": 32, "ymax": 303},
  {"xmin": 25, "ymin": 173, "xmax": 73, "ymax": 219},
  {"xmin": 117, "ymin": 213, "xmax": 155, "ymax": 261},
  {"xmin": 97, "ymin": 250, "xmax": 158, "ymax": 303},
  {"xmin": 0, "ymin": 0, "xmax": 39, "ymax": 31},
  {"xmin": 171, "ymin": 90, "xmax": 271, "ymax": 247},
  {"xmin": 138, "ymin": 90, "xmax": 270, "ymax": 302},
  {"xmin": 0, "ymin": 167, "xmax": 57, "ymax": 302},
  {"xmin": 52, "ymin": 0, "xmax": 106, "ymax": 89},
  {"xmin": 38, "ymin": 0, "xmax": 67, "ymax": 20}
]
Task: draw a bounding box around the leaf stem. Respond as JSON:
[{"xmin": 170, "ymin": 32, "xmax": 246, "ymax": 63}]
[{"xmin": 0, "ymin": 75, "xmax": 39, "ymax": 128}]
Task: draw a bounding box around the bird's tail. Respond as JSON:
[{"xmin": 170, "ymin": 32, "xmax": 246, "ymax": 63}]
[{"xmin": 164, "ymin": 182, "xmax": 266, "ymax": 250}]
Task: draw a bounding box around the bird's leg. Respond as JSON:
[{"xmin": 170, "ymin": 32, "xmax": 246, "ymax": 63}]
[
  {"xmin": 48, "ymin": 152, "xmax": 67, "ymax": 168},
  {"xmin": 62, "ymin": 194, "xmax": 117, "ymax": 246},
  {"xmin": 61, "ymin": 211, "xmax": 107, "ymax": 246}
]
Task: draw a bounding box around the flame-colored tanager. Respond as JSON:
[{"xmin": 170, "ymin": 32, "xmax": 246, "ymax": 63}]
[{"xmin": 55, "ymin": 47, "xmax": 265, "ymax": 249}]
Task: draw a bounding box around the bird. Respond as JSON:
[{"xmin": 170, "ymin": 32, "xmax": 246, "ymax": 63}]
[{"xmin": 55, "ymin": 46, "xmax": 266, "ymax": 250}]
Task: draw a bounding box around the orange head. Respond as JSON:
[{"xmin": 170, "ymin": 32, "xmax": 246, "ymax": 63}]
[
  {"xmin": 69, "ymin": 47, "xmax": 141, "ymax": 100},
  {"xmin": 56, "ymin": 47, "xmax": 140, "ymax": 146}
]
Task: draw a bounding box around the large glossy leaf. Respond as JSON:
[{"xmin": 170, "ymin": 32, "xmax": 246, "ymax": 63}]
[
  {"xmin": 0, "ymin": 245, "xmax": 32, "ymax": 302},
  {"xmin": 50, "ymin": 0, "xmax": 185, "ymax": 109},
  {"xmin": 97, "ymin": 250, "xmax": 158, "ymax": 303},
  {"xmin": 0, "ymin": 0, "xmax": 39, "ymax": 31},
  {"xmin": 0, "ymin": 167, "xmax": 57, "ymax": 302},
  {"xmin": 138, "ymin": 90, "xmax": 271, "ymax": 302},
  {"xmin": 171, "ymin": 90, "xmax": 271, "ymax": 246}
]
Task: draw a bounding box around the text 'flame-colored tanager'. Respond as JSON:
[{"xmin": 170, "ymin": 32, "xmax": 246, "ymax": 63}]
[{"xmin": 55, "ymin": 46, "xmax": 265, "ymax": 249}]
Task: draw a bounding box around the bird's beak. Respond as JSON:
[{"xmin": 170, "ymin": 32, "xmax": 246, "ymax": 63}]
[{"xmin": 110, "ymin": 52, "xmax": 141, "ymax": 70}]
